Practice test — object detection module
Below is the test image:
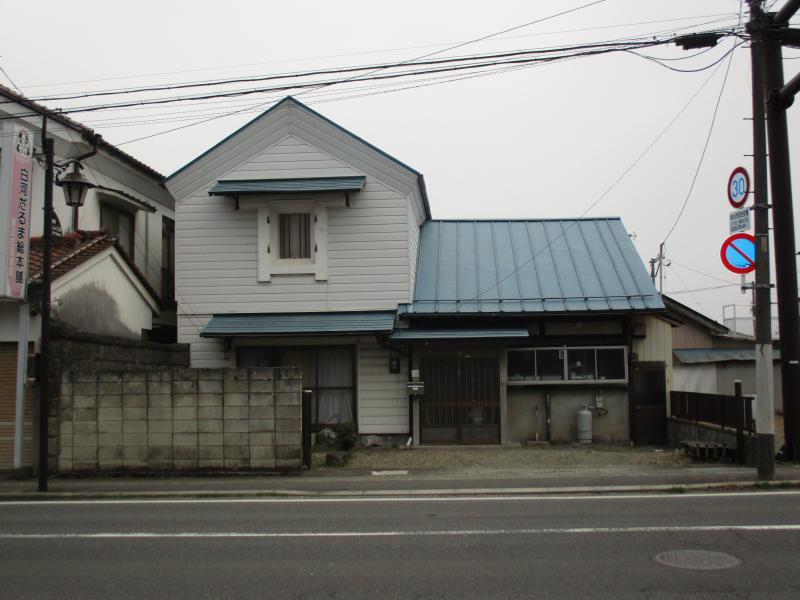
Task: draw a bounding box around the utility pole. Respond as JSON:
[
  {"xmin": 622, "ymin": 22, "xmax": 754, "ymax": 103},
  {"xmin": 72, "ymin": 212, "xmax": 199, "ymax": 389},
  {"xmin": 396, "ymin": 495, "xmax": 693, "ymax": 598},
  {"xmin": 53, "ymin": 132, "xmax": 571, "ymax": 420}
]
[
  {"xmin": 38, "ymin": 117, "xmax": 54, "ymax": 492},
  {"xmin": 649, "ymin": 242, "xmax": 665, "ymax": 292},
  {"xmin": 761, "ymin": 1, "xmax": 800, "ymax": 461},
  {"xmin": 748, "ymin": 0, "xmax": 775, "ymax": 479}
]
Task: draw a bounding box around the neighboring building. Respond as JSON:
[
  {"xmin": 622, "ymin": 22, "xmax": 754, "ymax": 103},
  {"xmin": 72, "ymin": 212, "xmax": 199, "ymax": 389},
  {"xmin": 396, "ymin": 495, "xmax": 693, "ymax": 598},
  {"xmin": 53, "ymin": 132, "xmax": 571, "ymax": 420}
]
[
  {"xmin": 0, "ymin": 85, "xmax": 175, "ymax": 471},
  {"xmin": 166, "ymin": 96, "xmax": 670, "ymax": 446},
  {"xmin": 665, "ymin": 295, "xmax": 782, "ymax": 411}
]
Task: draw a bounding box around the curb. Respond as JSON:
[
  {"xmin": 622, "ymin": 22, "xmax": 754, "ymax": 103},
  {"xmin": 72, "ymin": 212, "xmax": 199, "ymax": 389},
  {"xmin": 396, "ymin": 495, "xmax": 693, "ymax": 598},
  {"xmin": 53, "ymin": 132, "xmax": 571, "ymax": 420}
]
[{"xmin": 1, "ymin": 480, "xmax": 798, "ymax": 501}]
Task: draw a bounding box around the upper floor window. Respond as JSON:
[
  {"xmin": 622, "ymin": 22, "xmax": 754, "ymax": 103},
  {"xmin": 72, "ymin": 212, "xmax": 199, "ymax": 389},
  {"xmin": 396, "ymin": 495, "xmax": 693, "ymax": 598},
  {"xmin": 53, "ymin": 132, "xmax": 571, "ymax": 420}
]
[
  {"xmin": 279, "ymin": 213, "xmax": 311, "ymax": 259},
  {"xmin": 100, "ymin": 203, "xmax": 134, "ymax": 258}
]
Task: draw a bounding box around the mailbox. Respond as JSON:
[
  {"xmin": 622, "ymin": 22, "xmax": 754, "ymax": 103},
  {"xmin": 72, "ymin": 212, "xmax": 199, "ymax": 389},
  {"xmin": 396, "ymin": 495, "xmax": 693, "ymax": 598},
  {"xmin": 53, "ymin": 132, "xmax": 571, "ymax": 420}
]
[{"xmin": 407, "ymin": 381, "xmax": 425, "ymax": 396}]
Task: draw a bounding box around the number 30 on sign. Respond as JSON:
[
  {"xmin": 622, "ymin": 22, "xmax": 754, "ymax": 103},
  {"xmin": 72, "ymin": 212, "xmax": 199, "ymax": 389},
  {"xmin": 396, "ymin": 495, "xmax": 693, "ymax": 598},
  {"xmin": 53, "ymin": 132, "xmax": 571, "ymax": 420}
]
[{"xmin": 728, "ymin": 166, "xmax": 750, "ymax": 209}]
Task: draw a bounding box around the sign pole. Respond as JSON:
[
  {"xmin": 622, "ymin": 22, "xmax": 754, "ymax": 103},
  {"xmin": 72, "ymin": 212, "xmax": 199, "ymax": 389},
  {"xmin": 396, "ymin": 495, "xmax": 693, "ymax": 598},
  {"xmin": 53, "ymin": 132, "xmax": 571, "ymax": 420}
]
[
  {"xmin": 38, "ymin": 118, "xmax": 53, "ymax": 493},
  {"xmin": 748, "ymin": 0, "xmax": 775, "ymax": 479}
]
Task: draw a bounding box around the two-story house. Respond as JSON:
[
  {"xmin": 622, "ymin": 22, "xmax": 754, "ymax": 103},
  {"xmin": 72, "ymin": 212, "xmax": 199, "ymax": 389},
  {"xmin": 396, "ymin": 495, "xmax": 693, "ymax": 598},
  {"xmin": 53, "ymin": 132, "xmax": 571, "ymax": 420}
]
[
  {"xmin": 0, "ymin": 84, "xmax": 175, "ymax": 471},
  {"xmin": 166, "ymin": 97, "xmax": 671, "ymax": 446}
]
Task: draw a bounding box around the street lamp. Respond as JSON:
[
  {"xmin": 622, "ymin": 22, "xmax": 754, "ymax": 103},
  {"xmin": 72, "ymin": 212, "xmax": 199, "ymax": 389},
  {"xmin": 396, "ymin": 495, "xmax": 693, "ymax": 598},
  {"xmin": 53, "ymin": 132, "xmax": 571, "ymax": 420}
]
[{"xmin": 56, "ymin": 161, "xmax": 94, "ymax": 209}]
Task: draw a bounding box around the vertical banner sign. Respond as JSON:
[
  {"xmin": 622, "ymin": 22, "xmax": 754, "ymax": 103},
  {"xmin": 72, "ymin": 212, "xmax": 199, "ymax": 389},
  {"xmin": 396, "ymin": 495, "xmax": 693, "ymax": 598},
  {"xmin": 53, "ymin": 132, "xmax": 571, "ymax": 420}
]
[{"xmin": 5, "ymin": 127, "xmax": 34, "ymax": 299}]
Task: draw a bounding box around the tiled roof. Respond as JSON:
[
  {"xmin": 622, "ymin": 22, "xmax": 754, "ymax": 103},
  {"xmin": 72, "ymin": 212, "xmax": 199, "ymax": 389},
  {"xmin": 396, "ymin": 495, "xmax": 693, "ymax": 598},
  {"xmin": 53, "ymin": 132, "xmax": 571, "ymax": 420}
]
[
  {"xmin": 0, "ymin": 84, "xmax": 165, "ymax": 183},
  {"xmin": 28, "ymin": 230, "xmax": 163, "ymax": 308},
  {"xmin": 402, "ymin": 218, "xmax": 664, "ymax": 315}
]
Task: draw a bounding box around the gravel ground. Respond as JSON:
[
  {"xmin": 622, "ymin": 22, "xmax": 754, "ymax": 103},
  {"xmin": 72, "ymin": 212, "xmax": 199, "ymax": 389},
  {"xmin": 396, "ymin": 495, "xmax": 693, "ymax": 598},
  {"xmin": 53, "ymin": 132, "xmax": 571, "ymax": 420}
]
[{"xmin": 342, "ymin": 444, "xmax": 689, "ymax": 473}]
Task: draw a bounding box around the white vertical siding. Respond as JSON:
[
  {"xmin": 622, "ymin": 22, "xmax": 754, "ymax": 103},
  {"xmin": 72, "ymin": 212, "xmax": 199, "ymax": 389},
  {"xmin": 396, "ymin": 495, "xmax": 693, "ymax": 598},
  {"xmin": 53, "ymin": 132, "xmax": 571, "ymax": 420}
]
[{"xmin": 358, "ymin": 338, "xmax": 408, "ymax": 434}]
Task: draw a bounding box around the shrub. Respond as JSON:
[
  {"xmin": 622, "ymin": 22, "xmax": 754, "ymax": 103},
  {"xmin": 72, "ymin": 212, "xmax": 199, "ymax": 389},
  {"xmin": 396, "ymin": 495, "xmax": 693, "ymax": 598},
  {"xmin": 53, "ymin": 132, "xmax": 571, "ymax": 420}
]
[{"xmin": 336, "ymin": 422, "xmax": 358, "ymax": 451}]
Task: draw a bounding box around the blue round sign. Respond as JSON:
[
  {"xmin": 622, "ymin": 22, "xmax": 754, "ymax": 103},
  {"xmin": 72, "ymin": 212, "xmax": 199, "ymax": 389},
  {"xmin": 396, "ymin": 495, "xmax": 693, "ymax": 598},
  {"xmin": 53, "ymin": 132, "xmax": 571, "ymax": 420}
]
[{"xmin": 720, "ymin": 233, "xmax": 756, "ymax": 274}]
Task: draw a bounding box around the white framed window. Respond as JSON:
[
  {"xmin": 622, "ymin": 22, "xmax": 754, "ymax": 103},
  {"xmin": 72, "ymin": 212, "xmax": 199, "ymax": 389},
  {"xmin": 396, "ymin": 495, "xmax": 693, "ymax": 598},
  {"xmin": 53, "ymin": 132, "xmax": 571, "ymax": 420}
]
[
  {"xmin": 507, "ymin": 346, "xmax": 627, "ymax": 385},
  {"xmin": 252, "ymin": 196, "xmax": 337, "ymax": 282}
]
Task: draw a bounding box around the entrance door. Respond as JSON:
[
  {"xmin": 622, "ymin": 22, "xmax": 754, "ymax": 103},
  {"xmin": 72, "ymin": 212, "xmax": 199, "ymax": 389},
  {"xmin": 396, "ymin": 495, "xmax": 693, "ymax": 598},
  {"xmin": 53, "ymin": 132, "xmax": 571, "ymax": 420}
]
[
  {"xmin": 630, "ymin": 361, "xmax": 667, "ymax": 445},
  {"xmin": 420, "ymin": 356, "xmax": 500, "ymax": 444}
]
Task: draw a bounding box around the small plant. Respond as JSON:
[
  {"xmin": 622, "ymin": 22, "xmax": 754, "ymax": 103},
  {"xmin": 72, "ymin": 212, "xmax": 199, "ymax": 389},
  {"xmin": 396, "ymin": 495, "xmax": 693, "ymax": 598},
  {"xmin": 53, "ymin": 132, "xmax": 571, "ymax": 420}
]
[{"xmin": 336, "ymin": 422, "xmax": 359, "ymax": 451}]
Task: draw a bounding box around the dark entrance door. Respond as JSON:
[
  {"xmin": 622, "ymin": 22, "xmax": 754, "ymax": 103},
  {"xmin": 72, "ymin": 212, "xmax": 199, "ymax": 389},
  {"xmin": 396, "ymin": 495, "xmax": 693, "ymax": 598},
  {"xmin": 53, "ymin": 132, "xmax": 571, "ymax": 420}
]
[
  {"xmin": 420, "ymin": 356, "xmax": 500, "ymax": 444},
  {"xmin": 630, "ymin": 361, "xmax": 667, "ymax": 445}
]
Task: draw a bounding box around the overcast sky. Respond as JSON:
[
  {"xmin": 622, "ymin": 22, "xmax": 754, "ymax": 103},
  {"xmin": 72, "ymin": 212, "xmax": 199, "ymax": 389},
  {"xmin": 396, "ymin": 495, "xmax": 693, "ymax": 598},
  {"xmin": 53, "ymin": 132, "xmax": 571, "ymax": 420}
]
[{"xmin": 2, "ymin": 0, "xmax": 799, "ymax": 324}]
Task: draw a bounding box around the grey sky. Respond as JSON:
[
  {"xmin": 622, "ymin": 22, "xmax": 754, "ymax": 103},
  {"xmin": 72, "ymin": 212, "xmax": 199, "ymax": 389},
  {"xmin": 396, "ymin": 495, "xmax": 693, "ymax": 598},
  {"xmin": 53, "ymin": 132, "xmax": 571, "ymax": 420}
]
[{"xmin": 2, "ymin": 0, "xmax": 798, "ymax": 323}]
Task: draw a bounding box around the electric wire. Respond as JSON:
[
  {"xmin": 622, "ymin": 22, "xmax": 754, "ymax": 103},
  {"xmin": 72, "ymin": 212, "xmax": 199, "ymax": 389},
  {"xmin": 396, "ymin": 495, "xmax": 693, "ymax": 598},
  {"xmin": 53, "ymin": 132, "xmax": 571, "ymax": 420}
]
[{"xmin": 439, "ymin": 61, "xmax": 728, "ymax": 311}]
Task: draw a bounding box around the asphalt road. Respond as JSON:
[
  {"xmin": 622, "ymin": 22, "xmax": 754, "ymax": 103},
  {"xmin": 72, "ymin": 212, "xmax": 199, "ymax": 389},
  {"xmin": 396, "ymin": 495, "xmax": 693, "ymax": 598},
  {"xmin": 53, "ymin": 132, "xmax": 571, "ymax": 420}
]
[{"xmin": 1, "ymin": 491, "xmax": 799, "ymax": 599}]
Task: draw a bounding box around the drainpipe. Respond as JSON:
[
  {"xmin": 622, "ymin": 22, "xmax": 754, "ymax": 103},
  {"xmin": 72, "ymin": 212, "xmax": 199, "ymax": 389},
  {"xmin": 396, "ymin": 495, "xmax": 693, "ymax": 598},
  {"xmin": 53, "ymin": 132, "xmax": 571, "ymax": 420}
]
[
  {"xmin": 545, "ymin": 390, "xmax": 552, "ymax": 443},
  {"xmin": 407, "ymin": 345, "xmax": 414, "ymax": 443}
]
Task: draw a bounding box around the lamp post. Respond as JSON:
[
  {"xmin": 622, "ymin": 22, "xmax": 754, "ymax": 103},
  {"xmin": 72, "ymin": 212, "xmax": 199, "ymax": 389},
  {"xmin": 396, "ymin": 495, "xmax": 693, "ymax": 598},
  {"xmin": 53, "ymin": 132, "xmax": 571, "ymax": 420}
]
[{"xmin": 36, "ymin": 117, "xmax": 94, "ymax": 492}]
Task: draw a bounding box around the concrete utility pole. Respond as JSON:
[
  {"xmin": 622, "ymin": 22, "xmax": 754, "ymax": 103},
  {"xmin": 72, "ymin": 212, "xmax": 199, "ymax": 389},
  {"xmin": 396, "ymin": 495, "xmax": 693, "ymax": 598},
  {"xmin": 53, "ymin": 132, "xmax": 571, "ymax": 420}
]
[
  {"xmin": 748, "ymin": 0, "xmax": 776, "ymax": 478},
  {"xmin": 759, "ymin": 0, "xmax": 800, "ymax": 461}
]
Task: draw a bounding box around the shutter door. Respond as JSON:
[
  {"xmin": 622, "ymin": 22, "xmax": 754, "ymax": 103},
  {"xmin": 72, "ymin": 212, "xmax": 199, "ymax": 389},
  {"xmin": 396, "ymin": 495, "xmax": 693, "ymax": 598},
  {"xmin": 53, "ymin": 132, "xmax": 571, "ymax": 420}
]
[{"xmin": 0, "ymin": 343, "xmax": 34, "ymax": 471}]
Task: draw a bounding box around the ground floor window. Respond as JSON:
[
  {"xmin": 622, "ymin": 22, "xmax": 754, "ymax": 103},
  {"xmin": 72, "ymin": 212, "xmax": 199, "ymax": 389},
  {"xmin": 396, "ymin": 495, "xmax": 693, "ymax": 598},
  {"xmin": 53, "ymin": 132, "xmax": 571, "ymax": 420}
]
[
  {"xmin": 236, "ymin": 345, "xmax": 355, "ymax": 428},
  {"xmin": 507, "ymin": 346, "xmax": 627, "ymax": 384}
]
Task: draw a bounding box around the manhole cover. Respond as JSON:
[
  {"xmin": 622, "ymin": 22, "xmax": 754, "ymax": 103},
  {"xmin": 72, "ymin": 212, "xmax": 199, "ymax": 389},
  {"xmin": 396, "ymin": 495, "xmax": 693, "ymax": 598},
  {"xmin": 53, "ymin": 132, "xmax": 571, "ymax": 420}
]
[{"xmin": 653, "ymin": 550, "xmax": 742, "ymax": 570}]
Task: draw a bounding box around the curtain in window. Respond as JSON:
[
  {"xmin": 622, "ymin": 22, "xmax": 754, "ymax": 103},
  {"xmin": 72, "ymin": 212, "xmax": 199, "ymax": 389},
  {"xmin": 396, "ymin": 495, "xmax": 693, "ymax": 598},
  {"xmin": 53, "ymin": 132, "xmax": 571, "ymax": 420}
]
[{"xmin": 317, "ymin": 348, "xmax": 354, "ymax": 425}]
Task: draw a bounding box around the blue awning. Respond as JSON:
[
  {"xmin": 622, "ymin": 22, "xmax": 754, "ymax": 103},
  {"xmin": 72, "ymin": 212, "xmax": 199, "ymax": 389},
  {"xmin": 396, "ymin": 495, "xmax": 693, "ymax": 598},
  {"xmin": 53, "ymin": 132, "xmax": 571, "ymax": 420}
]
[
  {"xmin": 208, "ymin": 176, "xmax": 366, "ymax": 196},
  {"xmin": 390, "ymin": 328, "xmax": 529, "ymax": 341},
  {"xmin": 201, "ymin": 311, "xmax": 395, "ymax": 338}
]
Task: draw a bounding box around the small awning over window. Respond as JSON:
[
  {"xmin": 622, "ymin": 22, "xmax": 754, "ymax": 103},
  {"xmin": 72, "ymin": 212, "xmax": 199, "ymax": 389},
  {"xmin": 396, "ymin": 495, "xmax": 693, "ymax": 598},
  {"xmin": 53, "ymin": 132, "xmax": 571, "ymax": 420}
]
[
  {"xmin": 201, "ymin": 311, "xmax": 395, "ymax": 338},
  {"xmin": 208, "ymin": 176, "xmax": 366, "ymax": 196},
  {"xmin": 390, "ymin": 328, "xmax": 530, "ymax": 341}
]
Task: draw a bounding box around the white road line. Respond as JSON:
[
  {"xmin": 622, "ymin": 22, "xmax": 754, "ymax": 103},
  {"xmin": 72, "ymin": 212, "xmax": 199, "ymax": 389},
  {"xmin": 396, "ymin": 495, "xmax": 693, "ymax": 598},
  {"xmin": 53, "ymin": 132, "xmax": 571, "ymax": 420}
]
[
  {"xmin": 1, "ymin": 524, "xmax": 799, "ymax": 539},
  {"xmin": 1, "ymin": 490, "xmax": 799, "ymax": 506}
]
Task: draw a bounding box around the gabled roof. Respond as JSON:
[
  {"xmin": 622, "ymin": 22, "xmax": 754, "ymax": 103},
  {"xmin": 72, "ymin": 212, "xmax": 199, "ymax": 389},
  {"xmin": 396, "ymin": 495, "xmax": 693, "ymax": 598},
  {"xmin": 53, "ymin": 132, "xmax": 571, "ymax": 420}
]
[
  {"xmin": 0, "ymin": 84, "xmax": 165, "ymax": 183},
  {"xmin": 401, "ymin": 218, "xmax": 663, "ymax": 315},
  {"xmin": 165, "ymin": 96, "xmax": 431, "ymax": 218},
  {"xmin": 28, "ymin": 230, "xmax": 163, "ymax": 309},
  {"xmin": 662, "ymin": 295, "xmax": 729, "ymax": 335}
]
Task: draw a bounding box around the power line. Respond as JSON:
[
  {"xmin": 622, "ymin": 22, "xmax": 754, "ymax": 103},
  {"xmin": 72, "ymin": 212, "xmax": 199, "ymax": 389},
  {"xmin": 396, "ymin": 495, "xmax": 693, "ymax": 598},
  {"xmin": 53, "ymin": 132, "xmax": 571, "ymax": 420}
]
[
  {"xmin": 15, "ymin": 12, "xmax": 739, "ymax": 92},
  {"xmin": 662, "ymin": 0, "xmax": 745, "ymax": 244},
  {"xmin": 442, "ymin": 60, "xmax": 728, "ymax": 310},
  {"xmin": 670, "ymin": 260, "xmax": 738, "ymax": 285}
]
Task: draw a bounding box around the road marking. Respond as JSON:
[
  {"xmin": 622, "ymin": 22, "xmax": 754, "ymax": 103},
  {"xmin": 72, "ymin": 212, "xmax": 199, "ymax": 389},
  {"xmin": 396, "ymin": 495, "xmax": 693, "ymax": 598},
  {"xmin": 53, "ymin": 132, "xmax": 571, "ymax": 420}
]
[
  {"xmin": 1, "ymin": 490, "xmax": 799, "ymax": 506},
  {"xmin": 1, "ymin": 524, "xmax": 799, "ymax": 540}
]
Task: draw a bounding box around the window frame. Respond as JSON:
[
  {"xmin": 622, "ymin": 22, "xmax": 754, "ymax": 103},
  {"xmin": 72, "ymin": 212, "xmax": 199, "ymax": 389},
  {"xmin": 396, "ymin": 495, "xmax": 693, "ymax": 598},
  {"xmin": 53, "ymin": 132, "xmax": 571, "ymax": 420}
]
[
  {"xmin": 506, "ymin": 345, "xmax": 628, "ymax": 386},
  {"xmin": 99, "ymin": 202, "xmax": 136, "ymax": 258},
  {"xmin": 249, "ymin": 195, "xmax": 344, "ymax": 282}
]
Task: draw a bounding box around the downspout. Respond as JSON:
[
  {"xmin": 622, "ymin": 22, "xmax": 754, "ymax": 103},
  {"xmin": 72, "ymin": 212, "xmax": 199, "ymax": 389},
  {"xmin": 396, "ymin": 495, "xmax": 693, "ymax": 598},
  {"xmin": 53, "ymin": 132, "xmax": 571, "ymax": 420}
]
[{"xmin": 408, "ymin": 344, "xmax": 414, "ymax": 443}]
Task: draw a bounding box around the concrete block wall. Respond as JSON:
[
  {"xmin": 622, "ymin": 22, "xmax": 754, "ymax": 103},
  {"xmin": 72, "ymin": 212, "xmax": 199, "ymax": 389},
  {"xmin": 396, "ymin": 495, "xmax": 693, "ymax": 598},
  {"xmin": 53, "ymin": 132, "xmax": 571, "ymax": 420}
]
[{"xmin": 58, "ymin": 367, "xmax": 302, "ymax": 473}]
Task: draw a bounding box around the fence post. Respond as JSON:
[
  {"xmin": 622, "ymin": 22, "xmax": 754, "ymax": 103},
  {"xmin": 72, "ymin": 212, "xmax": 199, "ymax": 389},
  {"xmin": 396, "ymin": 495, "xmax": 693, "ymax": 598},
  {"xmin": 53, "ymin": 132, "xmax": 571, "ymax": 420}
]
[
  {"xmin": 735, "ymin": 380, "xmax": 745, "ymax": 465},
  {"xmin": 302, "ymin": 389, "xmax": 312, "ymax": 469}
]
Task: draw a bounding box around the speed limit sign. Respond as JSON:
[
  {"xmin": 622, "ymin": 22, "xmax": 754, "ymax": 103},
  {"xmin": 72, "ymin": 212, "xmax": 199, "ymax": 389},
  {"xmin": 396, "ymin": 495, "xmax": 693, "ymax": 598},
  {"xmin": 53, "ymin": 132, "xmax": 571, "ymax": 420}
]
[{"xmin": 728, "ymin": 166, "xmax": 750, "ymax": 208}]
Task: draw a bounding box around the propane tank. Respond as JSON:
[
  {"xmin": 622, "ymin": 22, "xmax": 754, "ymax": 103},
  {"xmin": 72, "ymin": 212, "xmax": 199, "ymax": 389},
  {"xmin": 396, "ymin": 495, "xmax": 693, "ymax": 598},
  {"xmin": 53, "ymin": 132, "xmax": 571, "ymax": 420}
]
[{"xmin": 576, "ymin": 406, "xmax": 593, "ymax": 444}]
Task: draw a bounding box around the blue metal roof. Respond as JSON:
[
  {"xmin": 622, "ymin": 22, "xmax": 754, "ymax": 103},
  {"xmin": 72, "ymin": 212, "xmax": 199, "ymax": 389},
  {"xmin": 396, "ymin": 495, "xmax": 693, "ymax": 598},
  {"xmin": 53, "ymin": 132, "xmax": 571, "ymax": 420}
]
[
  {"xmin": 390, "ymin": 328, "xmax": 529, "ymax": 341},
  {"xmin": 403, "ymin": 218, "xmax": 664, "ymax": 315},
  {"xmin": 201, "ymin": 311, "xmax": 396, "ymax": 337},
  {"xmin": 209, "ymin": 176, "xmax": 366, "ymax": 196}
]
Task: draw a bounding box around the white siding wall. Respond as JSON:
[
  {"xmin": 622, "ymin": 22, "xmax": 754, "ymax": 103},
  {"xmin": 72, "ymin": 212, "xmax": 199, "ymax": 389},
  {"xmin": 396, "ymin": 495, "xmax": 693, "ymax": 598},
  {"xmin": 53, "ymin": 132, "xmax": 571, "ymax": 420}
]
[
  {"xmin": 175, "ymin": 176, "xmax": 409, "ymax": 315},
  {"xmin": 178, "ymin": 314, "xmax": 229, "ymax": 368},
  {"xmin": 632, "ymin": 314, "xmax": 674, "ymax": 393},
  {"xmin": 358, "ymin": 338, "xmax": 409, "ymax": 434}
]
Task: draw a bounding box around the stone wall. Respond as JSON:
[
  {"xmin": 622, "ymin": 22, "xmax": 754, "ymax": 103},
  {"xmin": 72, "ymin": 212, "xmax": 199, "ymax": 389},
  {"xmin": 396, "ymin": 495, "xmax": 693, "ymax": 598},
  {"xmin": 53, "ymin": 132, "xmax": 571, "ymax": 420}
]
[{"xmin": 57, "ymin": 367, "xmax": 302, "ymax": 473}]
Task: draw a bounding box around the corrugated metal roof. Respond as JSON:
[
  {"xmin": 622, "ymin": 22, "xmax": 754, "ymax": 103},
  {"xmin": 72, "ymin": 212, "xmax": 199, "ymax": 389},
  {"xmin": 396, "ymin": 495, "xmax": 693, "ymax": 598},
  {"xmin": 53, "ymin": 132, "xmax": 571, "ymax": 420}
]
[
  {"xmin": 201, "ymin": 311, "xmax": 396, "ymax": 337},
  {"xmin": 673, "ymin": 348, "xmax": 780, "ymax": 364},
  {"xmin": 208, "ymin": 176, "xmax": 366, "ymax": 196},
  {"xmin": 403, "ymin": 219, "xmax": 663, "ymax": 315},
  {"xmin": 390, "ymin": 328, "xmax": 529, "ymax": 341}
]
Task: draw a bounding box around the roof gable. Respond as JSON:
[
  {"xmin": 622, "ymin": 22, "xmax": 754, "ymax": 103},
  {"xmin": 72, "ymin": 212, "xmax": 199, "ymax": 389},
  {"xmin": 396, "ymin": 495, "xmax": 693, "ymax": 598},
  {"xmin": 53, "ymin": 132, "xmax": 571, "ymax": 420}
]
[
  {"xmin": 222, "ymin": 134, "xmax": 359, "ymax": 181},
  {"xmin": 165, "ymin": 96, "xmax": 430, "ymax": 218},
  {"xmin": 28, "ymin": 231, "xmax": 162, "ymax": 309},
  {"xmin": 404, "ymin": 218, "xmax": 663, "ymax": 315}
]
